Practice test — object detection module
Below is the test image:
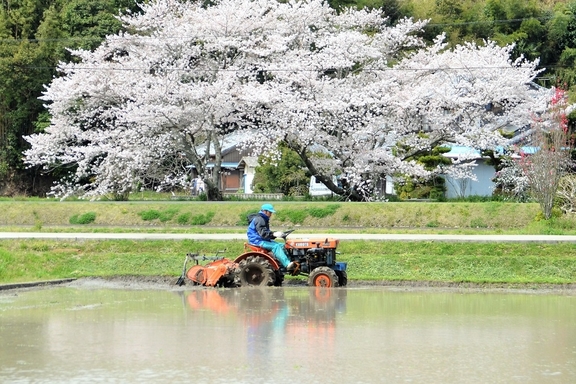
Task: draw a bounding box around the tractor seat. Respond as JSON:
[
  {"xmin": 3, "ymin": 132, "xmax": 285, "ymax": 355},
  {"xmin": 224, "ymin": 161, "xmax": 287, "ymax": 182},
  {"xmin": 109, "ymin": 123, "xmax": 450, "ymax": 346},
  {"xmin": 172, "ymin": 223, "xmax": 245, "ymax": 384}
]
[{"xmin": 244, "ymin": 242, "xmax": 267, "ymax": 253}]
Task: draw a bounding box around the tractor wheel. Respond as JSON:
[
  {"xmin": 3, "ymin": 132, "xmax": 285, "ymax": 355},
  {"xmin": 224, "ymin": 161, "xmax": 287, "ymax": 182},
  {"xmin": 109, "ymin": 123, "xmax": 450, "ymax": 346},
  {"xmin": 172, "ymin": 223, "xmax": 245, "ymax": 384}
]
[
  {"xmin": 308, "ymin": 267, "xmax": 339, "ymax": 288},
  {"xmin": 335, "ymin": 270, "xmax": 348, "ymax": 287},
  {"xmin": 273, "ymin": 270, "xmax": 284, "ymax": 287},
  {"xmin": 234, "ymin": 256, "xmax": 276, "ymax": 287}
]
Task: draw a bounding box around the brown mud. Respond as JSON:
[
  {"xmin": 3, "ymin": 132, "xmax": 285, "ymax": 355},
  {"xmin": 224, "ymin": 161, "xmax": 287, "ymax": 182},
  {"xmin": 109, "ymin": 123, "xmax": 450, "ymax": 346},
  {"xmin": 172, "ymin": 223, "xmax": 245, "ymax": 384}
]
[{"xmin": 2, "ymin": 275, "xmax": 575, "ymax": 295}]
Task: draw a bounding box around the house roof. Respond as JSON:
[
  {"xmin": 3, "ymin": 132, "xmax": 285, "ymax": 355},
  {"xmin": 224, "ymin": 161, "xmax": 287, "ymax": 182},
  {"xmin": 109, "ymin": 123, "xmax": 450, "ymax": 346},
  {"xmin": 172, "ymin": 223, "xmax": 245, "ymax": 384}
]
[
  {"xmin": 444, "ymin": 145, "xmax": 538, "ymax": 159},
  {"xmin": 443, "ymin": 146, "xmax": 482, "ymax": 159},
  {"xmin": 238, "ymin": 156, "xmax": 258, "ymax": 168},
  {"xmin": 194, "ymin": 133, "xmax": 245, "ymax": 156}
]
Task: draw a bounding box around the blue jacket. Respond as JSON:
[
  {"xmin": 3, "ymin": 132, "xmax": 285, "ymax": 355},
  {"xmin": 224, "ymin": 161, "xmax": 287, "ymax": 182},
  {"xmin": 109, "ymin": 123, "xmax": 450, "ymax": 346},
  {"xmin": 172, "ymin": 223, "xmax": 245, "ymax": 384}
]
[{"xmin": 247, "ymin": 211, "xmax": 275, "ymax": 245}]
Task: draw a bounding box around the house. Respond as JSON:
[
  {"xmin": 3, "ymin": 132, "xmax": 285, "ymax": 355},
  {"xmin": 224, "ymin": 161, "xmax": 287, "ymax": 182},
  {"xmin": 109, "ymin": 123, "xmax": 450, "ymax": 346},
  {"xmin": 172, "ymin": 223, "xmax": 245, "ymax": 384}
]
[
  {"xmin": 442, "ymin": 145, "xmax": 540, "ymax": 198},
  {"xmin": 193, "ymin": 139, "xmax": 504, "ymax": 199},
  {"xmin": 189, "ymin": 139, "xmax": 282, "ymax": 199},
  {"xmin": 237, "ymin": 156, "xmax": 258, "ymax": 193},
  {"xmin": 189, "ymin": 141, "xmax": 252, "ymax": 193},
  {"xmin": 309, "ymin": 176, "xmax": 335, "ymax": 196},
  {"xmin": 442, "ymin": 146, "xmax": 496, "ymax": 198}
]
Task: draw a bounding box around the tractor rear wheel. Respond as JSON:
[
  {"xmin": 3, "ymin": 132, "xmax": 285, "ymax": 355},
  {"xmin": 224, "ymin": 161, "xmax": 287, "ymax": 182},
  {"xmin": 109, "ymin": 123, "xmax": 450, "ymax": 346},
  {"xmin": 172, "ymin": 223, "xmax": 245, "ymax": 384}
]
[
  {"xmin": 335, "ymin": 270, "xmax": 348, "ymax": 287},
  {"xmin": 235, "ymin": 256, "xmax": 276, "ymax": 287},
  {"xmin": 308, "ymin": 267, "xmax": 339, "ymax": 288}
]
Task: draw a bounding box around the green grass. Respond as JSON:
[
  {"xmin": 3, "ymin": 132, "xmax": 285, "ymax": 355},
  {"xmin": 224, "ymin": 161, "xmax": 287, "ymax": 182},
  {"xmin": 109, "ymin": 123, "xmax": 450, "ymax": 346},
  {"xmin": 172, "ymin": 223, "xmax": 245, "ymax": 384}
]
[
  {"xmin": 0, "ymin": 239, "xmax": 575, "ymax": 285},
  {"xmin": 0, "ymin": 200, "xmax": 563, "ymax": 232},
  {"xmin": 340, "ymin": 241, "xmax": 576, "ymax": 284},
  {"xmin": 1, "ymin": 199, "xmax": 576, "ymax": 286}
]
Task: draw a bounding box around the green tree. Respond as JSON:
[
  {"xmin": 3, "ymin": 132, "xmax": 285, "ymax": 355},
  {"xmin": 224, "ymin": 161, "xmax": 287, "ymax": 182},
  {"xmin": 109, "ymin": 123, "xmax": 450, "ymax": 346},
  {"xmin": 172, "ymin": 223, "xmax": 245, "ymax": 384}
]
[
  {"xmin": 354, "ymin": 0, "xmax": 408, "ymax": 23},
  {"xmin": 0, "ymin": 0, "xmax": 141, "ymax": 196},
  {"xmin": 252, "ymin": 144, "xmax": 310, "ymax": 196},
  {"xmin": 394, "ymin": 145, "xmax": 451, "ymax": 200},
  {"xmin": 60, "ymin": 0, "xmax": 137, "ymax": 51},
  {"xmin": 546, "ymin": 2, "xmax": 576, "ymax": 92}
]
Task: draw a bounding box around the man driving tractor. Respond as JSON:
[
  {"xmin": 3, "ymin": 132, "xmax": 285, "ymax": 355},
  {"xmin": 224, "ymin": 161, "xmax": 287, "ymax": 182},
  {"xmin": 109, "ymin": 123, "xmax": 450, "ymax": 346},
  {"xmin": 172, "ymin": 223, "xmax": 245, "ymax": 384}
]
[{"xmin": 247, "ymin": 203, "xmax": 297, "ymax": 273}]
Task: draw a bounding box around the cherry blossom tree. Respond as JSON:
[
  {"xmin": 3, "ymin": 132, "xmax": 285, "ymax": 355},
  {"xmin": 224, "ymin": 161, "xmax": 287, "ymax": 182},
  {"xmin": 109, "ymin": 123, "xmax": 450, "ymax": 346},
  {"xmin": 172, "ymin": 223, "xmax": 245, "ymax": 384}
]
[
  {"xmin": 517, "ymin": 87, "xmax": 574, "ymax": 219},
  {"xmin": 24, "ymin": 0, "xmax": 317, "ymax": 199},
  {"xmin": 248, "ymin": 35, "xmax": 551, "ymax": 200},
  {"xmin": 24, "ymin": 0, "xmax": 554, "ymax": 201}
]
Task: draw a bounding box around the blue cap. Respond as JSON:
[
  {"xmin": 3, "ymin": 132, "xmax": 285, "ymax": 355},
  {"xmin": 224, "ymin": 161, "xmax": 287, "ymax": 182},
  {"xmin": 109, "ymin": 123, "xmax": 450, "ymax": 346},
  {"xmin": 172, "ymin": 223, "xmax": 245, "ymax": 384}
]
[{"xmin": 261, "ymin": 203, "xmax": 276, "ymax": 213}]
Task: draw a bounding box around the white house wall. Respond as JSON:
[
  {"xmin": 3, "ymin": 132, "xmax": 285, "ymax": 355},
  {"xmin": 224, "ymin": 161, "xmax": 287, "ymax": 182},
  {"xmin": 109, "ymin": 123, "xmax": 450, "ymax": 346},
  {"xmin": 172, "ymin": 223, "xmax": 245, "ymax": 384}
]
[
  {"xmin": 238, "ymin": 156, "xmax": 259, "ymax": 194},
  {"xmin": 443, "ymin": 160, "xmax": 495, "ymax": 198},
  {"xmin": 243, "ymin": 169, "xmax": 255, "ymax": 194}
]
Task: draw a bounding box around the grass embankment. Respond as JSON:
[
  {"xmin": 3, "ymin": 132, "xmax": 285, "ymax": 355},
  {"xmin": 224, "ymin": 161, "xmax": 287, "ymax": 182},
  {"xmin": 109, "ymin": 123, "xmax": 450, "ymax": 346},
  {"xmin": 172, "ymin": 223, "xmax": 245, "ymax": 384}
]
[
  {"xmin": 1, "ymin": 199, "xmax": 576, "ymax": 286},
  {"xmin": 1, "ymin": 239, "xmax": 576, "ymax": 286},
  {"xmin": 2, "ymin": 199, "xmax": 576, "ymax": 234}
]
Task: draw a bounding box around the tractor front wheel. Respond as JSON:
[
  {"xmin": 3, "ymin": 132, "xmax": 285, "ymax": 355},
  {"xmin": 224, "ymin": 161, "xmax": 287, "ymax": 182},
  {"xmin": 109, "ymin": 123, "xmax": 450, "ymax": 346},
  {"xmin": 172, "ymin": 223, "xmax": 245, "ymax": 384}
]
[
  {"xmin": 235, "ymin": 256, "xmax": 276, "ymax": 287},
  {"xmin": 308, "ymin": 267, "xmax": 339, "ymax": 288}
]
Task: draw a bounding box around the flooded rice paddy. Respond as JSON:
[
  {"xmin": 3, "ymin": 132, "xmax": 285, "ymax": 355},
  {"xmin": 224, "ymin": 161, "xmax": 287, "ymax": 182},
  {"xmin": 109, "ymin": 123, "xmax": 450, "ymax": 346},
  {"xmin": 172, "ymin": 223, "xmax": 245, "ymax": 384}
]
[{"xmin": 1, "ymin": 281, "xmax": 575, "ymax": 383}]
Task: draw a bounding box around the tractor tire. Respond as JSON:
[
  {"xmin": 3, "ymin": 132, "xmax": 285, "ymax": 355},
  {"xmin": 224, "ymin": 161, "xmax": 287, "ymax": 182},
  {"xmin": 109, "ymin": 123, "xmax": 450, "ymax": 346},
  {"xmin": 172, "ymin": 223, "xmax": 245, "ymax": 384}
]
[
  {"xmin": 273, "ymin": 270, "xmax": 284, "ymax": 287},
  {"xmin": 234, "ymin": 256, "xmax": 276, "ymax": 287},
  {"xmin": 308, "ymin": 267, "xmax": 339, "ymax": 288},
  {"xmin": 335, "ymin": 270, "xmax": 348, "ymax": 287}
]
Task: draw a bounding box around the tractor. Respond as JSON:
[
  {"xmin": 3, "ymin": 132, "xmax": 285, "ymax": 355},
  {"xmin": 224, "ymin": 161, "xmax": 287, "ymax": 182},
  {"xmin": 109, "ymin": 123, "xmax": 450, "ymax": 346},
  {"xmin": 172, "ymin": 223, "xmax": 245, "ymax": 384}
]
[{"xmin": 176, "ymin": 230, "xmax": 347, "ymax": 288}]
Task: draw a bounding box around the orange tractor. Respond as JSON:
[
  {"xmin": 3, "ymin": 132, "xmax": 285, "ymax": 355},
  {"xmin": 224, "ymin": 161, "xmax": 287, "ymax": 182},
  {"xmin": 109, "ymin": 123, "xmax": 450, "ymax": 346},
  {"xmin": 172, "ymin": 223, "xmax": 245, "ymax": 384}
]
[{"xmin": 176, "ymin": 230, "xmax": 347, "ymax": 288}]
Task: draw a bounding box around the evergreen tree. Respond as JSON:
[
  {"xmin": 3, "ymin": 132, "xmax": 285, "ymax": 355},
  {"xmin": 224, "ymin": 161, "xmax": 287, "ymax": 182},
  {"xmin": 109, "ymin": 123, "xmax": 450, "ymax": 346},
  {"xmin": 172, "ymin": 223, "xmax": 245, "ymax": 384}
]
[
  {"xmin": 0, "ymin": 0, "xmax": 141, "ymax": 195},
  {"xmin": 252, "ymin": 144, "xmax": 310, "ymax": 196}
]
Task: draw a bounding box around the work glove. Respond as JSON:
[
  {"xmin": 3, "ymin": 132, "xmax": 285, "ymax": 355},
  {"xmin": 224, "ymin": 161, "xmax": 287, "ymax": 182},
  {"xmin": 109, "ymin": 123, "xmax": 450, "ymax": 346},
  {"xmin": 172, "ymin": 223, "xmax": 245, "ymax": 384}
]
[{"xmin": 273, "ymin": 231, "xmax": 284, "ymax": 238}]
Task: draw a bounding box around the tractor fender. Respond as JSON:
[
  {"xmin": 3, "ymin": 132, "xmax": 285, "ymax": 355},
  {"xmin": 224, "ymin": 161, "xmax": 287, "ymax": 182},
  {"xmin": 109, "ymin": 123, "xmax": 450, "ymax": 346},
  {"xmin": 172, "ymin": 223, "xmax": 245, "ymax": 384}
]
[{"xmin": 234, "ymin": 252, "xmax": 280, "ymax": 270}]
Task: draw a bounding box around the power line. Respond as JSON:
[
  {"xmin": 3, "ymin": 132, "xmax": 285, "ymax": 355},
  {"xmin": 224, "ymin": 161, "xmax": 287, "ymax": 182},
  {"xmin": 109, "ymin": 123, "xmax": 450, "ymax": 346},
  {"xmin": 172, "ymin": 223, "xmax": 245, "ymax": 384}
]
[
  {"xmin": 10, "ymin": 64, "xmax": 557, "ymax": 73},
  {"xmin": 427, "ymin": 16, "xmax": 552, "ymax": 28},
  {"xmin": 10, "ymin": 66, "xmax": 548, "ymax": 73}
]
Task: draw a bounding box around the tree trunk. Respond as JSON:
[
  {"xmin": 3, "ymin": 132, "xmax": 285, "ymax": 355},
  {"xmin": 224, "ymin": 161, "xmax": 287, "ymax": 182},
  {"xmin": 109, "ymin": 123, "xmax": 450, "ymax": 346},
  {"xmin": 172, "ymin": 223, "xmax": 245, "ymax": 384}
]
[{"xmin": 205, "ymin": 179, "xmax": 222, "ymax": 201}]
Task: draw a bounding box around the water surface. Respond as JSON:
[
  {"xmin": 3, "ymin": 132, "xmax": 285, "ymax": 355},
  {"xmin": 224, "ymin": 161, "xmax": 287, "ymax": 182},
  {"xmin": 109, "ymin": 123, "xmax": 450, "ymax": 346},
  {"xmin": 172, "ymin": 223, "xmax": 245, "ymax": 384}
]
[{"xmin": 1, "ymin": 285, "xmax": 574, "ymax": 383}]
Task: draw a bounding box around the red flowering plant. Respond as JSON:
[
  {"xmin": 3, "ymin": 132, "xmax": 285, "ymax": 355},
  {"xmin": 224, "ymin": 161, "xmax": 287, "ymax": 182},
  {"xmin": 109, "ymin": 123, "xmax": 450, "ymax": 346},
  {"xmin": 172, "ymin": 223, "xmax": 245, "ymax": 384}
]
[{"xmin": 517, "ymin": 86, "xmax": 574, "ymax": 219}]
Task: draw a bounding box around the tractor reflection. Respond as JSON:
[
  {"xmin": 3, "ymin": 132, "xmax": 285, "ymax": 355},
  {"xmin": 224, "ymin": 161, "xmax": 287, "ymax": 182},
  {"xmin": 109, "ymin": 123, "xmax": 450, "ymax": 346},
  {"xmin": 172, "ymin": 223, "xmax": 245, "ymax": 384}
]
[{"xmin": 185, "ymin": 288, "xmax": 347, "ymax": 359}]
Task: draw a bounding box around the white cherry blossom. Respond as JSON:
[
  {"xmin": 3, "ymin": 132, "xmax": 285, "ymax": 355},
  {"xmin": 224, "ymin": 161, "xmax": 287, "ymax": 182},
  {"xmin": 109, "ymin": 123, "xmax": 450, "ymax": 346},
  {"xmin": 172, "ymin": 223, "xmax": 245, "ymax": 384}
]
[{"xmin": 24, "ymin": 0, "xmax": 552, "ymax": 200}]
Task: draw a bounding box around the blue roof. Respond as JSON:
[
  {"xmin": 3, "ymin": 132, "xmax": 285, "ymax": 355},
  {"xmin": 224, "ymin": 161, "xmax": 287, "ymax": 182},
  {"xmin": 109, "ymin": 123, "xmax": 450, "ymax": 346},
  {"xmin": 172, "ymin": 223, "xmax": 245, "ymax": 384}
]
[{"xmin": 187, "ymin": 162, "xmax": 240, "ymax": 169}]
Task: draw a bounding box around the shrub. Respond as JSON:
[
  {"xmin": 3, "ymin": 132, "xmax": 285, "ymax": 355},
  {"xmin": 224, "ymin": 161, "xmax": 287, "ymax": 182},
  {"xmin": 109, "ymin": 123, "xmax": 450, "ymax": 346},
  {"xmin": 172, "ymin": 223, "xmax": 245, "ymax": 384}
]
[
  {"xmin": 139, "ymin": 210, "xmax": 161, "ymax": 221},
  {"xmin": 308, "ymin": 204, "xmax": 340, "ymax": 218},
  {"xmin": 190, "ymin": 211, "xmax": 215, "ymax": 225},
  {"xmin": 534, "ymin": 208, "xmax": 562, "ymax": 221},
  {"xmin": 69, "ymin": 212, "xmax": 96, "ymax": 225},
  {"xmin": 238, "ymin": 209, "xmax": 260, "ymax": 225},
  {"xmin": 177, "ymin": 213, "xmax": 191, "ymax": 225},
  {"xmin": 138, "ymin": 208, "xmax": 179, "ymax": 222},
  {"xmin": 276, "ymin": 209, "xmax": 308, "ymax": 224},
  {"xmin": 158, "ymin": 208, "xmax": 179, "ymax": 222}
]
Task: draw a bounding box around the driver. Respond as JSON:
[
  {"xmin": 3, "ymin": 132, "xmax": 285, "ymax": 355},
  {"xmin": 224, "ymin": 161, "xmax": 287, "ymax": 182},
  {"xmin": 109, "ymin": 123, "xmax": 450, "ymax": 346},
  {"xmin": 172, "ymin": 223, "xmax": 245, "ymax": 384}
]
[{"xmin": 247, "ymin": 203, "xmax": 296, "ymax": 272}]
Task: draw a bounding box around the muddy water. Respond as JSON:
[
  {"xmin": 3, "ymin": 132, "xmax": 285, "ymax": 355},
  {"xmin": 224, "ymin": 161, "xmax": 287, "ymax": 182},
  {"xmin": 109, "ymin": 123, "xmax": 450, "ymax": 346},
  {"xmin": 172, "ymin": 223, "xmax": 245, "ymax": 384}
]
[{"xmin": 0, "ymin": 285, "xmax": 575, "ymax": 384}]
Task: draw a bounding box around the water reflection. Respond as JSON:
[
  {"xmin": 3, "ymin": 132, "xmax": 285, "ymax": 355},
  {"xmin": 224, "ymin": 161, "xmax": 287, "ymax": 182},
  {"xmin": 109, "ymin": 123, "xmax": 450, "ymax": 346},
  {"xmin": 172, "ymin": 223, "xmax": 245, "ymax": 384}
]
[
  {"xmin": 184, "ymin": 288, "xmax": 347, "ymax": 363},
  {"xmin": 0, "ymin": 286, "xmax": 575, "ymax": 384}
]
